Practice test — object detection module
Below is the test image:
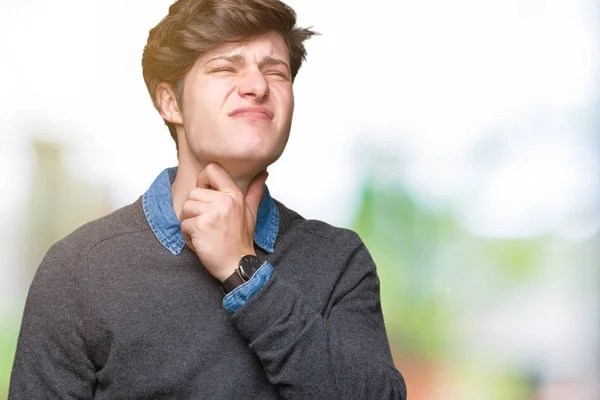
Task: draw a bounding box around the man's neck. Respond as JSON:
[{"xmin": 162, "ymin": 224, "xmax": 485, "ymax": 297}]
[{"xmin": 171, "ymin": 158, "xmax": 253, "ymax": 221}]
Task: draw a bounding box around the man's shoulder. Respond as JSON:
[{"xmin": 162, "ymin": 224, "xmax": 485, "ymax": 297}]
[
  {"xmin": 273, "ymin": 199, "xmax": 363, "ymax": 249},
  {"xmin": 49, "ymin": 197, "xmax": 149, "ymax": 262}
]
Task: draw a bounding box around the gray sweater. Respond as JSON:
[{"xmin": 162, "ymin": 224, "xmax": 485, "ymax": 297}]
[{"xmin": 10, "ymin": 197, "xmax": 407, "ymax": 399}]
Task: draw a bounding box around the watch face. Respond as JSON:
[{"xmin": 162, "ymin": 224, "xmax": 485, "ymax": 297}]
[{"xmin": 239, "ymin": 255, "xmax": 262, "ymax": 280}]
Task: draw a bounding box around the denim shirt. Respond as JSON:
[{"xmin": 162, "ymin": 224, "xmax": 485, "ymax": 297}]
[{"xmin": 142, "ymin": 167, "xmax": 278, "ymax": 313}]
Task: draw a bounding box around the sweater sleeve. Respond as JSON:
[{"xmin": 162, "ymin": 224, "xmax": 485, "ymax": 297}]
[
  {"xmin": 230, "ymin": 236, "xmax": 407, "ymax": 400},
  {"xmin": 9, "ymin": 243, "xmax": 96, "ymax": 399},
  {"xmin": 223, "ymin": 261, "xmax": 273, "ymax": 313}
]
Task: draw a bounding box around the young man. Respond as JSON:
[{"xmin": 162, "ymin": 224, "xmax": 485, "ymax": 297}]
[{"xmin": 10, "ymin": 0, "xmax": 407, "ymax": 399}]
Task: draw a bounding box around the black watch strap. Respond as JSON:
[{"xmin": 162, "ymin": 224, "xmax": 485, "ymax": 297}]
[
  {"xmin": 221, "ymin": 271, "xmax": 245, "ymax": 295},
  {"xmin": 221, "ymin": 255, "xmax": 263, "ymax": 295}
]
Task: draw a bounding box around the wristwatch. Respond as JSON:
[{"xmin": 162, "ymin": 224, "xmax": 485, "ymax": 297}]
[{"xmin": 221, "ymin": 255, "xmax": 263, "ymax": 294}]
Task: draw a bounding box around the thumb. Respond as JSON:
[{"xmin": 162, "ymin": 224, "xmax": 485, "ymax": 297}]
[{"xmin": 245, "ymin": 171, "xmax": 269, "ymax": 220}]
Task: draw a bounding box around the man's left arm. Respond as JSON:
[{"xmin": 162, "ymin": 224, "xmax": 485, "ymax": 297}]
[
  {"xmin": 179, "ymin": 163, "xmax": 406, "ymax": 399},
  {"xmin": 229, "ymin": 235, "xmax": 407, "ymax": 400}
]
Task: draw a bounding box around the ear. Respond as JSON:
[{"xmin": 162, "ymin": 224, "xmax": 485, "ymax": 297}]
[{"xmin": 155, "ymin": 82, "xmax": 183, "ymax": 125}]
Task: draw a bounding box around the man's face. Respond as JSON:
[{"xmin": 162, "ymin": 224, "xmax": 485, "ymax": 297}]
[{"xmin": 179, "ymin": 31, "xmax": 294, "ymax": 173}]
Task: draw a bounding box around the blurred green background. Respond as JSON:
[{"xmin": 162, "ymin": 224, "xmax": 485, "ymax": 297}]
[{"xmin": 1, "ymin": 0, "xmax": 598, "ymax": 399}]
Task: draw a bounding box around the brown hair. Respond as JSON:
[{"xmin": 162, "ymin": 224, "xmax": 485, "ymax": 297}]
[{"xmin": 142, "ymin": 0, "xmax": 317, "ymax": 148}]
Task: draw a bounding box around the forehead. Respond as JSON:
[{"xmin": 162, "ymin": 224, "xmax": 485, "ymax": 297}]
[{"xmin": 198, "ymin": 32, "xmax": 290, "ymax": 64}]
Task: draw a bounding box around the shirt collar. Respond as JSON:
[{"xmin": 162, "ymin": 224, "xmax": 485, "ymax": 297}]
[{"xmin": 142, "ymin": 167, "xmax": 279, "ymax": 256}]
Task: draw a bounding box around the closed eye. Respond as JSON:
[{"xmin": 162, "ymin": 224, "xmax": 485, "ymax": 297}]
[
  {"xmin": 266, "ymin": 71, "xmax": 289, "ymax": 80},
  {"xmin": 211, "ymin": 67, "xmax": 236, "ymax": 73}
]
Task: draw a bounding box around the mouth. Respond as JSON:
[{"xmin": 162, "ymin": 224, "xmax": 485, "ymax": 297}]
[{"xmin": 228, "ymin": 106, "xmax": 274, "ymax": 120}]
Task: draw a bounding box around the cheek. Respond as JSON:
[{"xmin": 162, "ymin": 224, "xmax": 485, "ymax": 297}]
[
  {"xmin": 273, "ymin": 85, "xmax": 294, "ymax": 117},
  {"xmin": 288, "ymin": 95, "xmax": 295, "ymax": 117},
  {"xmin": 183, "ymin": 92, "xmax": 217, "ymax": 130},
  {"xmin": 282, "ymin": 96, "xmax": 294, "ymax": 128},
  {"xmin": 183, "ymin": 78, "xmax": 230, "ymax": 118}
]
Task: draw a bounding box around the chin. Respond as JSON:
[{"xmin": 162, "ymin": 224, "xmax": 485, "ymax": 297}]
[
  {"xmin": 228, "ymin": 150, "xmax": 279, "ymax": 166},
  {"xmin": 227, "ymin": 145, "xmax": 283, "ymax": 169},
  {"xmin": 234, "ymin": 135, "xmax": 284, "ymax": 155}
]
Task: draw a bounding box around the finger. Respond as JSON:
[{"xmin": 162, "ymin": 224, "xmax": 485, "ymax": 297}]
[
  {"xmin": 180, "ymin": 219, "xmax": 195, "ymax": 251},
  {"xmin": 180, "ymin": 200, "xmax": 212, "ymax": 221},
  {"xmin": 196, "ymin": 163, "xmax": 240, "ymax": 196},
  {"xmin": 245, "ymin": 170, "xmax": 268, "ymax": 219},
  {"xmin": 186, "ymin": 187, "xmax": 225, "ymax": 203}
]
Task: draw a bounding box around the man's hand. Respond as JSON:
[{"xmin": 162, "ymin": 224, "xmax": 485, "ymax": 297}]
[{"xmin": 180, "ymin": 163, "xmax": 268, "ymax": 282}]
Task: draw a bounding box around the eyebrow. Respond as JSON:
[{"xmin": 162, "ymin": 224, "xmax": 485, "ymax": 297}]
[{"xmin": 203, "ymin": 55, "xmax": 291, "ymax": 75}]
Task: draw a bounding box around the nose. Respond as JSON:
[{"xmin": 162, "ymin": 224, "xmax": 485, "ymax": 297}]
[{"xmin": 237, "ymin": 67, "xmax": 269, "ymax": 102}]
